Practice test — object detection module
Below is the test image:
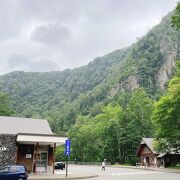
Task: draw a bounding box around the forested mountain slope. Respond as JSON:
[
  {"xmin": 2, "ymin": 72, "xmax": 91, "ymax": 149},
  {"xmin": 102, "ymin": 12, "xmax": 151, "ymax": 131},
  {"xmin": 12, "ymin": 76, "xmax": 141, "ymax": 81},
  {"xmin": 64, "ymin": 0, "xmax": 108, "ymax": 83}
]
[{"xmin": 0, "ymin": 12, "xmax": 179, "ymax": 134}]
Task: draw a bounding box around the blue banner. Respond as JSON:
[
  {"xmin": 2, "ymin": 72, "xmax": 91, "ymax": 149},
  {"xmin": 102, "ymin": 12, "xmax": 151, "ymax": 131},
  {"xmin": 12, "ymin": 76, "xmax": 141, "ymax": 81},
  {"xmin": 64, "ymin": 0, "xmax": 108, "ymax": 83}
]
[{"xmin": 65, "ymin": 139, "xmax": 71, "ymax": 156}]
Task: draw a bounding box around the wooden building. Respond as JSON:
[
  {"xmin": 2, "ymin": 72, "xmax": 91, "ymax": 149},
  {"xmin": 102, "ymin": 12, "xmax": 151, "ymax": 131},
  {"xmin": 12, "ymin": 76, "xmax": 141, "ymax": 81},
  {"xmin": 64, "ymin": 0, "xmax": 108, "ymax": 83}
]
[
  {"xmin": 137, "ymin": 138, "xmax": 180, "ymax": 167},
  {"xmin": 137, "ymin": 138, "xmax": 158, "ymax": 167},
  {"xmin": 0, "ymin": 116, "xmax": 67, "ymax": 174}
]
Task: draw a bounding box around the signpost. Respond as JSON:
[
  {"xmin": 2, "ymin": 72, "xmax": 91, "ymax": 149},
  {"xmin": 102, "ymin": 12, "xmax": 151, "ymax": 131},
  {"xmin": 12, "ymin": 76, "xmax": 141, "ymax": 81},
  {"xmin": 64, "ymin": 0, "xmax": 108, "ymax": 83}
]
[{"xmin": 65, "ymin": 139, "xmax": 71, "ymax": 177}]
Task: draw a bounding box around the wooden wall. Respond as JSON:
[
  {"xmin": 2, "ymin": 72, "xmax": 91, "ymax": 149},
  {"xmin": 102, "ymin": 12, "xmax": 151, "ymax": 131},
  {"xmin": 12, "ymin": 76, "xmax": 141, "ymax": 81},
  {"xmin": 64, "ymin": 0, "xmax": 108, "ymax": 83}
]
[{"xmin": 17, "ymin": 144, "xmax": 34, "ymax": 173}]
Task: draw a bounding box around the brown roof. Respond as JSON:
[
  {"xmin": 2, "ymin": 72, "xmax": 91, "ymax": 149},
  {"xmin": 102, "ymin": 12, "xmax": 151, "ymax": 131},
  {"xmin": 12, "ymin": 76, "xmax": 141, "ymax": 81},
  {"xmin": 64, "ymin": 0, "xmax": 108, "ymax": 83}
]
[
  {"xmin": 0, "ymin": 116, "xmax": 52, "ymax": 135},
  {"xmin": 137, "ymin": 138, "xmax": 180, "ymax": 156},
  {"xmin": 137, "ymin": 138, "xmax": 157, "ymax": 155},
  {"xmin": 141, "ymin": 138, "xmax": 156, "ymax": 153}
]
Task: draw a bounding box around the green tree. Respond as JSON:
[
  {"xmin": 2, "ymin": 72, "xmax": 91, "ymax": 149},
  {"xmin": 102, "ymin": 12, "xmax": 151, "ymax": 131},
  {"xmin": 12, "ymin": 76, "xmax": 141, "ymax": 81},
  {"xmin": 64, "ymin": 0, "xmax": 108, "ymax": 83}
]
[
  {"xmin": 0, "ymin": 92, "xmax": 14, "ymax": 116},
  {"xmin": 94, "ymin": 104, "xmax": 123, "ymax": 163},
  {"xmin": 69, "ymin": 104, "xmax": 123, "ymax": 163},
  {"xmin": 69, "ymin": 89, "xmax": 154, "ymax": 164},
  {"xmin": 152, "ymin": 61, "xmax": 180, "ymax": 152},
  {"xmin": 127, "ymin": 88, "xmax": 154, "ymax": 137},
  {"xmin": 119, "ymin": 88, "xmax": 154, "ymax": 163},
  {"xmin": 56, "ymin": 145, "xmax": 66, "ymax": 162},
  {"xmin": 171, "ymin": 2, "xmax": 180, "ymax": 29}
]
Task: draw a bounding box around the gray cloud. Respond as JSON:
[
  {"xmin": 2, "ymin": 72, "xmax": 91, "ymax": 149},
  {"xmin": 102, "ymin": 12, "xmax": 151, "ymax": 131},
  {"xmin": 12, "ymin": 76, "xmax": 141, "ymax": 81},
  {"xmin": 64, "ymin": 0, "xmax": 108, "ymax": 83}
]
[
  {"xmin": 31, "ymin": 59, "xmax": 60, "ymax": 72},
  {"xmin": 31, "ymin": 23, "xmax": 71, "ymax": 45},
  {"xmin": 0, "ymin": 0, "xmax": 178, "ymax": 75},
  {"xmin": 7, "ymin": 54, "xmax": 28, "ymax": 68},
  {"xmin": 6, "ymin": 54, "xmax": 60, "ymax": 72}
]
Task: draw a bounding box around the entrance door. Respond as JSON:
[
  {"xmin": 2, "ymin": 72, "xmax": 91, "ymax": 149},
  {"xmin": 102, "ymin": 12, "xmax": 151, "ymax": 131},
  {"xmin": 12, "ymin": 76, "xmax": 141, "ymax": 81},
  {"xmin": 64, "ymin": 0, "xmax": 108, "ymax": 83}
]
[
  {"xmin": 34, "ymin": 152, "xmax": 48, "ymax": 173},
  {"xmin": 39, "ymin": 152, "xmax": 48, "ymax": 167},
  {"xmin": 146, "ymin": 157, "xmax": 150, "ymax": 167},
  {"xmin": 33, "ymin": 145, "xmax": 48, "ymax": 174}
]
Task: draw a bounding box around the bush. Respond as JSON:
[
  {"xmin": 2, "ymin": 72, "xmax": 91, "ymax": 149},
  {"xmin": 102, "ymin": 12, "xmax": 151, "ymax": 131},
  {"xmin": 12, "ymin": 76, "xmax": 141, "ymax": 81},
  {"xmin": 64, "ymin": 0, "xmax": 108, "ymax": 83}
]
[{"xmin": 125, "ymin": 157, "xmax": 139, "ymax": 166}]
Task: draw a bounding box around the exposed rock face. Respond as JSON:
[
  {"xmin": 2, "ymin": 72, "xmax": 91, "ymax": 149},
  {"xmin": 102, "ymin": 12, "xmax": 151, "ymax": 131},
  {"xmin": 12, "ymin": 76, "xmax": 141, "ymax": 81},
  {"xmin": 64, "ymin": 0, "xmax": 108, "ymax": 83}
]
[
  {"xmin": 0, "ymin": 134, "xmax": 17, "ymax": 167},
  {"xmin": 127, "ymin": 75, "xmax": 139, "ymax": 91},
  {"xmin": 109, "ymin": 74, "xmax": 139, "ymax": 96},
  {"xmin": 157, "ymin": 37, "xmax": 177, "ymax": 89}
]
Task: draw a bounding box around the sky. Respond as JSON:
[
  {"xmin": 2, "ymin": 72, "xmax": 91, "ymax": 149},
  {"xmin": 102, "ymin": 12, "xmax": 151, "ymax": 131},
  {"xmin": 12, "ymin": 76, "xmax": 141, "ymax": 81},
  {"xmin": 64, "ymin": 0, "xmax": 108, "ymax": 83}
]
[{"xmin": 0, "ymin": 0, "xmax": 178, "ymax": 75}]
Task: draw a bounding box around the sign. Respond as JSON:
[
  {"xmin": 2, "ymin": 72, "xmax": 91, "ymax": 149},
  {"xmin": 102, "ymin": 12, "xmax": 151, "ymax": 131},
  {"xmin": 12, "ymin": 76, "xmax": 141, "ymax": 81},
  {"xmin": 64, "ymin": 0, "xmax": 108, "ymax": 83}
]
[
  {"xmin": 65, "ymin": 139, "xmax": 71, "ymax": 156},
  {"xmin": 64, "ymin": 140, "xmax": 71, "ymax": 177},
  {"xmin": 0, "ymin": 147, "xmax": 7, "ymax": 151},
  {"xmin": 26, "ymin": 154, "xmax": 32, "ymax": 159}
]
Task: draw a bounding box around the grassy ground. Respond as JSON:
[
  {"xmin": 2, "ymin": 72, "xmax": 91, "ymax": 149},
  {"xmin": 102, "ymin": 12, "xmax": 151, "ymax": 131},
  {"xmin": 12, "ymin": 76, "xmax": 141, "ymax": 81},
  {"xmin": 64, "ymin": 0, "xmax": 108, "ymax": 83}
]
[{"xmin": 169, "ymin": 164, "xmax": 180, "ymax": 169}]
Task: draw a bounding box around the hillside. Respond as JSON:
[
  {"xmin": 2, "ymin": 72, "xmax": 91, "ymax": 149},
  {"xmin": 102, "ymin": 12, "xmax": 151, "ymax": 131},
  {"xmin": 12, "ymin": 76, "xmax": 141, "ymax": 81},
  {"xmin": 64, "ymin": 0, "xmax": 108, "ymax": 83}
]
[{"xmin": 0, "ymin": 12, "xmax": 179, "ymax": 134}]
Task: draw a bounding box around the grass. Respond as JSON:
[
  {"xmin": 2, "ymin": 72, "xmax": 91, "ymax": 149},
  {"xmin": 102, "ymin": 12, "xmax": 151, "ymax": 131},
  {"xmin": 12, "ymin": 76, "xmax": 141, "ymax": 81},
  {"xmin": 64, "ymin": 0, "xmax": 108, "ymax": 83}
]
[{"xmin": 168, "ymin": 164, "xmax": 180, "ymax": 169}]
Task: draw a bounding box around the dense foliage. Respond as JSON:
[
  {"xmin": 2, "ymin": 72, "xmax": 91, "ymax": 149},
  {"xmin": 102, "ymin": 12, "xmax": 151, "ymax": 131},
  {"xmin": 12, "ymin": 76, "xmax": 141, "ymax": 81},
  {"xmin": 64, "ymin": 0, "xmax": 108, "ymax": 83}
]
[
  {"xmin": 171, "ymin": 2, "xmax": 180, "ymax": 29},
  {"xmin": 152, "ymin": 61, "xmax": 180, "ymax": 153},
  {"xmin": 151, "ymin": 1, "xmax": 180, "ymax": 155},
  {"xmin": 69, "ymin": 88, "xmax": 153, "ymax": 164},
  {"xmin": 0, "ymin": 48, "xmax": 129, "ymax": 134},
  {"xmin": 0, "ymin": 92, "xmax": 14, "ymax": 116}
]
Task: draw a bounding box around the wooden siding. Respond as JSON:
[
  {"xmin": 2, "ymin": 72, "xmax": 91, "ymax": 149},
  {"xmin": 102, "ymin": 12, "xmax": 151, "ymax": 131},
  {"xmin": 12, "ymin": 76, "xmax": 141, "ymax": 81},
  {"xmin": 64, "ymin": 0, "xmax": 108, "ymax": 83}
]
[{"xmin": 17, "ymin": 144, "xmax": 34, "ymax": 173}]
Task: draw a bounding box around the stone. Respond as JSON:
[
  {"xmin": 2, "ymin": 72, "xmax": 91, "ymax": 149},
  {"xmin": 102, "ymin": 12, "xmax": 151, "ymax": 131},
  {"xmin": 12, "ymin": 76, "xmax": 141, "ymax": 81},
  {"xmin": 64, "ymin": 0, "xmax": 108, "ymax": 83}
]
[{"xmin": 0, "ymin": 134, "xmax": 17, "ymax": 167}]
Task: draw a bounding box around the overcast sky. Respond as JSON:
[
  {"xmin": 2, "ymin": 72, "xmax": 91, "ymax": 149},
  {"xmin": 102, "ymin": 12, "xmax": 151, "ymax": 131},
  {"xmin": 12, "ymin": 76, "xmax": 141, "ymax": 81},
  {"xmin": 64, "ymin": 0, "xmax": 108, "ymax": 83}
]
[{"xmin": 0, "ymin": 0, "xmax": 178, "ymax": 75}]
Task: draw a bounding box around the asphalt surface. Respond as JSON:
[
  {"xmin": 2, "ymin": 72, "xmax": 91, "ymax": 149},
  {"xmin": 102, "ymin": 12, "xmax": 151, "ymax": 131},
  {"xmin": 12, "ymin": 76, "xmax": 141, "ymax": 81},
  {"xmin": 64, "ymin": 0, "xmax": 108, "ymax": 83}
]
[{"xmin": 55, "ymin": 164, "xmax": 180, "ymax": 180}]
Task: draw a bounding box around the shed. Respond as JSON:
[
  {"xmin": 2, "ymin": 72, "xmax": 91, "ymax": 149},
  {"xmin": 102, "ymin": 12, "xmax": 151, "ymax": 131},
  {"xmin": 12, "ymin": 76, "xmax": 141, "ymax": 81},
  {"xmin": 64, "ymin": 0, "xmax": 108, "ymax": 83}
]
[{"xmin": 137, "ymin": 138, "xmax": 158, "ymax": 167}]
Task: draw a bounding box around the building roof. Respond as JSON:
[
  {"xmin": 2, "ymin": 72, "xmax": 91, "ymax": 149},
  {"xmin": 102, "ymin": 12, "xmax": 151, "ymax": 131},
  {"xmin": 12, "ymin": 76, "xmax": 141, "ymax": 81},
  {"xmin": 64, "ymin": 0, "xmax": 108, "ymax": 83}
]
[
  {"xmin": 137, "ymin": 138, "xmax": 157, "ymax": 156},
  {"xmin": 137, "ymin": 138, "xmax": 180, "ymax": 156},
  {"xmin": 17, "ymin": 133, "xmax": 67, "ymax": 146},
  {"xmin": 141, "ymin": 138, "xmax": 156, "ymax": 153},
  {"xmin": 0, "ymin": 116, "xmax": 52, "ymax": 135},
  {"xmin": 157, "ymin": 153, "xmax": 166, "ymax": 158}
]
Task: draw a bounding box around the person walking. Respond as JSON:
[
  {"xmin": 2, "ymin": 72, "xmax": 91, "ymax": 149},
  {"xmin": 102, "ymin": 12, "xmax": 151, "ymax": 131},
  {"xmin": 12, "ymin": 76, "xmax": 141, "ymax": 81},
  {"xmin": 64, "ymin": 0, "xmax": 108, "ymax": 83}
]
[{"xmin": 101, "ymin": 161, "xmax": 105, "ymax": 171}]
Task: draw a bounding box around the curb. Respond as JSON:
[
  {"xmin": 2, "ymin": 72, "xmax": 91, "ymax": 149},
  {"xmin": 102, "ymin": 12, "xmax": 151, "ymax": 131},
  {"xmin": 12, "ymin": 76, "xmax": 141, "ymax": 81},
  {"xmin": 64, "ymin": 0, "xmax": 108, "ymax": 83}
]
[
  {"xmin": 110, "ymin": 165, "xmax": 180, "ymax": 174},
  {"xmin": 29, "ymin": 174, "xmax": 98, "ymax": 180}
]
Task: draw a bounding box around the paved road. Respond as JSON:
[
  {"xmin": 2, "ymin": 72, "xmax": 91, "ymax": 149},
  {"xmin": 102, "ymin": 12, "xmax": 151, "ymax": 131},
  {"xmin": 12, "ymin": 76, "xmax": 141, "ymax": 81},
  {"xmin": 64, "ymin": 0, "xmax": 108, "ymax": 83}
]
[{"xmin": 55, "ymin": 164, "xmax": 180, "ymax": 180}]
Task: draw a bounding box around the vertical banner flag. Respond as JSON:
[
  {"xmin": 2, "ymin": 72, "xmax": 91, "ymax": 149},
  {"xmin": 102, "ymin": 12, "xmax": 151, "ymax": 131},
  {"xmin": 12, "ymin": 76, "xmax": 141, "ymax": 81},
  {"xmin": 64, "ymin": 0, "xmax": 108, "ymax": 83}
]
[{"xmin": 65, "ymin": 139, "xmax": 71, "ymax": 156}]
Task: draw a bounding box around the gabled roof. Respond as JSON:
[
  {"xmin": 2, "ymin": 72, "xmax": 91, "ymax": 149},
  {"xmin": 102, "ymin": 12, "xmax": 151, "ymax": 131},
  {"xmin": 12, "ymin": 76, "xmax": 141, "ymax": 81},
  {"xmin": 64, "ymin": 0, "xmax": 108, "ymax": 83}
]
[
  {"xmin": 141, "ymin": 138, "xmax": 156, "ymax": 153},
  {"xmin": 0, "ymin": 116, "xmax": 52, "ymax": 135},
  {"xmin": 137, "ymin": 138, "xmax": 180, "ymax": 157},
  {"xmin": 137, "ymin": 138, "xmax": 157, "ymax": 155}
]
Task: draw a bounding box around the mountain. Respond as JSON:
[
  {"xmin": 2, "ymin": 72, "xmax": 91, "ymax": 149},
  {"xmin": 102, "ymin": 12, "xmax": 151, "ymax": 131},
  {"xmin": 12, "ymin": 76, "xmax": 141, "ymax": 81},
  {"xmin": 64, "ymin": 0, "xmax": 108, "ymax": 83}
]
[{"xmin": 0, "ymin": 12, "xmax": 179, "ymax": 134}]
